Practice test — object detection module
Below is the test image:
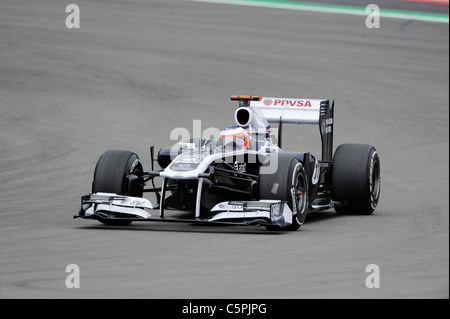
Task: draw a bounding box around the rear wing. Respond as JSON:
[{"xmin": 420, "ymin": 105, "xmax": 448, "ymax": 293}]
[
  {"xmin": 231, "ymin": 95, "xmax": 334, "ymax": 162},
  {"xmin": 250, "ymin": 97, "xmax": 324, "ymax": 124}
]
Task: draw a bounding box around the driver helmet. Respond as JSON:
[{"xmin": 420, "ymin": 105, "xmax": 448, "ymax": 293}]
[{"xmin": 217, "ymin": 126, "xmax": 248, "ymax": 151}]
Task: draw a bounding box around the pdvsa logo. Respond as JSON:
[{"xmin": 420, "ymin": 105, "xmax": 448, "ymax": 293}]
[
  {"xmin": 263, "ymin": 99, "xmax": 312, "ymax": 107},
  {"xmin": 274, "ymin": 99, "xmax": 312, "ymax": 107}
]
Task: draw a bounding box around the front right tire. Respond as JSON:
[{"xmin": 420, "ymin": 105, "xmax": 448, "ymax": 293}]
[
  {"xmin": 259, "ymin": 153, "xmax": 308, "ymax": 230},
  {"xmin": 92, "ymin": 150, "xmax": 144, "ymax": 225}
]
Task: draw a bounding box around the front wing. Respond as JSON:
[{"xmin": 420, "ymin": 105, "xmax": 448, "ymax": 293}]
[{"xmin": 74, "ymin": 193, "xmax": 292, "ymax": 228}]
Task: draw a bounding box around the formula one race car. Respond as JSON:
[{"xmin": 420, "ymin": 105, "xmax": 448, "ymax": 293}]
[{"xmin": 75, "ymin": 95, "xmax": 381, "ymax": 230}]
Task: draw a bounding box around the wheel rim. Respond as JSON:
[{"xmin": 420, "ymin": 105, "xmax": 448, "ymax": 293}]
[
  {"xmin": 294, "ymin": 171, "xmax": 307, "ymax": 219},
  {"xmin": 371, "ymin": 159, "xmax": 381, "ymax": 200}
]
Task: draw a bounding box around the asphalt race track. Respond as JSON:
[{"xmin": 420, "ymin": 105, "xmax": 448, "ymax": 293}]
[{"xmin": 0, "ymin": 0, "xmax": 448, "ymax": 299}]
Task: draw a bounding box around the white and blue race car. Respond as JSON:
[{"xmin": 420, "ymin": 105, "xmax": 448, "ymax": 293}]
[{"xmin": 75, "ymin": 95, "xmax": 380, "ymax": 230}]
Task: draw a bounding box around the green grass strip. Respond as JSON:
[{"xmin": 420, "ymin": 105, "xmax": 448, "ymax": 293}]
[{"xmin": 188, "ymin": 0, "xmax": 449, "ymax": 22}]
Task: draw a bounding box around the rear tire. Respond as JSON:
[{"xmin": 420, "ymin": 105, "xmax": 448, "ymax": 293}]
[
  {"xmin": 92, "ymin": 150, "xmax": 144, "ymax": 225},
  {"xmin": 332, "ymin": 144, "xmax": 380, "ymax": 215}
]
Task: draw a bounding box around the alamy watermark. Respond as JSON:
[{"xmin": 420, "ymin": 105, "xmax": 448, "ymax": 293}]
[
  {"xmin": 65, "ymin": 264, "xmax": 80, "ymax": 289},
  {"xmin": 366, "ymin": 4, "xmax": 380, "ymax": 29},
  {"xmin": 65, "ymin": 4, "xmax": 80, "ymax": 29},
  {"xmin": 365, "ymin": 264, "xmax": 380, "ymax": 289}
]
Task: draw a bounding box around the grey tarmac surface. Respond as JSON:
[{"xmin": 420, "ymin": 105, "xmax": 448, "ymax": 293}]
[{"xmin": 0, "ymin": 0, "xmax": 448, "ymax": 299}]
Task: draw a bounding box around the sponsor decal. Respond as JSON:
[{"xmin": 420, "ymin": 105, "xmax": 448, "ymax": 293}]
[
  {"xmin": 276, "ymin": 99, "xmax": 312, "ymax": 107},
  {"xmin": 262, "ymin": 98, "xmax": 312, "ymax": 107},
  {"xmin": 230, "ymin": 204, "xmax": 244, "ymax": 211},
  {"xmin": 325, "ymin": 118, "xmax": 333, "ymax": 133},
  {"xmin": 311, "ymin": 160, "xmax": 320, "ymax": 185},
  {"xmin": 171, "ymin": 163, "xmax": 199, "ymax": 171},
  {"xmin": 120, "ymin": 198, "xmax": 147, "ymax": 206},
  {"xmin": 321, "ymin": 118, "xmax": 333, "ymax": 135},
  {"xmin": 233, "ymin": 161, "xmax": 246, "ymax": 173},
  {"xmin": 130, "ymin": 158, "xmax": 140, "ymax": 173}
]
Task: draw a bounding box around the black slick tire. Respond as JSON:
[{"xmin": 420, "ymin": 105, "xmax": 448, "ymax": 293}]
[
  {"xmin": 332, "ymin": 144, "xmax": 381, "ymax": 215},
  {"xmin": 92, "ymin": 150, "xmax": 144, "ymax": 225},
  {"xmin": 259, "ymin": 153, "xmax": 308, "ymax": 230}
]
